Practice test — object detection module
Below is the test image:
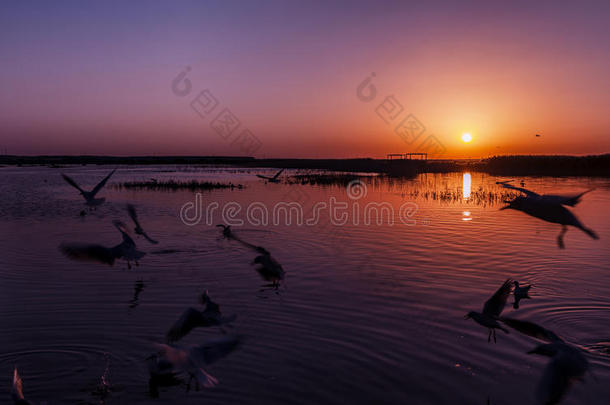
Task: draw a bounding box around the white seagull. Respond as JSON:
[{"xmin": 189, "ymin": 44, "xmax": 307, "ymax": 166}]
[
  {"xmin": 61, "ymin": 169, "xmax": 116, "ymax": 208},
  {"xmin": 148, "ymin": 335, "xmax": 242, "ymax": 391},
  {"xmin": 465, "ymin": 279, "xmax": 512, "ymax": 343},
  {"xmin": 256, "ymin": 168, "xmax": 284, "ymax": 183},
  {"xmin": 59, "ymin": 220, "xmax": 145, "ymax": 269}
]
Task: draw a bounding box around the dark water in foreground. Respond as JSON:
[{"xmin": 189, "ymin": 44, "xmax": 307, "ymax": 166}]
[{"xmin": 1, "ymin": 166, "xmax": 609, "ymax": 404}]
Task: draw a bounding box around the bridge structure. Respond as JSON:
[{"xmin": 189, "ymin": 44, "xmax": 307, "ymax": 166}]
[{"xmin": 386, "ymin": 152, "xmax": 428, "ymax": 160}]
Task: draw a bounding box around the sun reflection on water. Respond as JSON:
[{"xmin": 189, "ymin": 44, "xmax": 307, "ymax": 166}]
[{"xmin": 462, "ymin": 172, "xmax": 471, "ymax": 200}]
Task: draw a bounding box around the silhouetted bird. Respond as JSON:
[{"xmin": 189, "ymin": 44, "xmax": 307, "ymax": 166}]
[
  {"xmin": 513, "ymin": 281, "xmax": 532, "ymax": 309},
  {"xmin": 465, "ymin": 279, "xmax": 512, "ymax": 343},
  {"xmin": 253, "ymin": 250, "xmax": 285, "ymax": 287},
  {"xmin": 148, "ymin": 335, "xmax": 242, "ymax": 391},
  {"xmin": 497, "ymin": 181, "xmax": 595, "ymax": 207},
  {"xmin": 500, "ymin": 196, "xmax": 598, "ymax": 249},
  {"xmin": 216, "ymin": 224, "xmax": 234, "ymax": 239},
  {"xmin": 61, "ymin": 169, "xmax": 115, "ymax": 208},
  {"xmin": 166, "ymin": 291, "xmax": 236, "ymax": 342},
  {"xmin": 535, "ymin": 134, "xmax": 541, "ymax": 137},
  {"xmin": 127, "ymin": 204, "xmax": 158, "ymax": 244},
  {"xmin": 59, "ymin": 220, "xmax": 145, "ymax": 269},
  {"xmin": 500, "ymin": 318, "xmax": 587, "ymax": 405},
  {"xmin": 529, "ymin": 342, "xmax": 588, "ymax": 405},
  {"xmin": 129, "ymin": 279, "xmax": 146, "ymax": 309},
  {"xmin": 256, "ymin": 168, "xmax": 284, "ymax": 183}
]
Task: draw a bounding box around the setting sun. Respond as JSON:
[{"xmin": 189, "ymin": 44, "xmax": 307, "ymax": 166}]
[{"xmin": 461, "ymin": 133, "xmax": 473, "ymax": 143}]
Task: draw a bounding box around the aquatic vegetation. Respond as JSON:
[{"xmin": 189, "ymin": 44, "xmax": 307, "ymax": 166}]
[
  {"xmin": 112, "ymin": 179, "xmax": 243, "ymax": 191},
  {"xmin": 285, "ymin": 173, "xmax": 370, "ymax": 186}
]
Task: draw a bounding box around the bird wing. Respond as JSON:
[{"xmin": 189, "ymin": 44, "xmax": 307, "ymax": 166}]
[
  {"xmin": 498, "ymin": 182, "xmax": 540, "ymax": 198},
  {"xmin": 483, "ymin": 279, "xmax": 512, "ymax": 317},
  {"xmin": 128, "ymin": 204, "xmax": 158, "ymax": 243},
  {"xmin": 59, "ymin": 243, "xmax": 116, "ymax": 265},
  {"xmin": 189, "ymin": 367, "xmax": 219, "ymax": 388},
  {"xmin": 232, "ymin": 234, "xmax": 265, "ymax": 253},
  {"xmin": 541, "ymin": 189, "xmax": 595, "ymax": 207},
  {"xmin": 499, "ymin": 317, "xmax": 563, "ymax": 343},
  {"xmin": 152, "ymin": 343, "xmax": 190, "ymax": 369},
  {"xmin": 536, "ymin": 355, "xmax": 572, "ymax": 405},
  {"xmin": 61, "ymin": 173, "xmax": 85, "ymax": 194},
  {"xmin": 166, "ymin": 308, "xmax": 205, "ymax": 343},
  {"xmin": 113, "ymin": 220, "xmax": 136, "ymax": 245},
  {"xmin": 90, "ymin": 169, "xmax": 116, "ymax": 197},
  {"xmin": 256, "ymin": 174, "xmax": 270, "ymax": 180},
  {"xmin": 142, "ymin": 232, "xmax": 159, "ymax": 244},
  {"xmin": 127, "ymin": 204, "xmax": 142, "ymax": 228},
  {"xmin": 12, "ymin": 367, "xmax": 26, "ymax": 402},
  {"xmin": 272, "ymin": 168, "xmax": 285, "ymax": 180},
  {"xmin": 189, "ymin": 335, "xmax": 242, "ymax": 366}
]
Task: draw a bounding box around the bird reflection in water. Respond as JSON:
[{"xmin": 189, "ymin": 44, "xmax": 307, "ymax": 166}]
[{"xmin": 128, "ymin": 280, "xmax": 146, "ymax": 309}]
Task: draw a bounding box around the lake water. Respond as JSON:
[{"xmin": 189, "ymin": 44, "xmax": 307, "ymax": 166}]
[{"xmin": 1, "ymin": 165, "xmax": 609, "ymax": 404}]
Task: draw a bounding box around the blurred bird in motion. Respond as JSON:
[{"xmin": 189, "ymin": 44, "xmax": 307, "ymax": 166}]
[
  {"xmin": 499, "ymin": 318, "xmax": 589, "ymax": 405},
  {"xmin": 59, "ymin": 220, "xmax": 145, "ymax": 269},
  {"xmin": 500, "ymin": 196, "xmax": 598, "ymax": 249},
  {"xmin": 256, "ymin": 168, "xmax": 284, "ymax": 183},
  {"xmin": 497, "ymin": 181, "xmax": 598, "ymax": 248},
  {"xmin": 11, "ymin": 367, "xmax": 31, "ymax": 405},
  {"xmin": 497, "ymin": 180, "xmax": 595, "ymax": 207},
  {"xmin": 148, "ymin": 335, "xmax": 242, "ymax": 393},
  {"xmin": 218, "ymin": 227, "xmax": 286, "ymax": 289},
  {"xmin": 61, "ymin": 169, "xmax": 115, "ymax": 208},
  {"xmin": 216, "ymin": 224, "xmax": 234, "ymax": 239},
  {"xmin": 252, "ymin": 248, "xmax": 285, "ymax": 288},
  {"xmin": 166, "ymin": 291, "xmax": 237, "ymax": 343},
  {"xmin": 127, "ymin": 204, "xmax": 158, "ymax": 244},
  {"xmin": 465, "ymin": 279, "xmax": 512, "ymax": 343},
  {"xmin": 513, "ymin": 280, "xmax": 532, "ymax": 309}
]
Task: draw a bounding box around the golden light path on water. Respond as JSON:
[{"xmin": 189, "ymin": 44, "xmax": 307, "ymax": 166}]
[{"xmin": 462, "ymin": 172, "xmax": 472, "ymax": 221}]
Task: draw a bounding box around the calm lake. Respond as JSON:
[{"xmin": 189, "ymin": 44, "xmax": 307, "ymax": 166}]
[{"xmin": 1, "ymin": 165, "xmax": 609, "ymax": 404}]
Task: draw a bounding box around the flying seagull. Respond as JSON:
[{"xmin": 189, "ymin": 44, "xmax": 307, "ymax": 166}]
[
  {"xmin": 496, "ymin": 181, "xmax": 595, "ymax": 207},
  {"xmin": 166, "ymin": 291, "xmax": 237, "ymax": 343},
  {"xmin": 500, "ymin": 196, "xmax": 598, "ymax": 249},
  {"xmin": 499, "ymin": 318, "xmax": 588, "ymax": 405},
  {"xmin": 11, "ymin": 368, "xmax": 31, "ymax": 405},
  {"xmin": 148, "ymin": 335, "xmax": 242, "ymax": 392},
  {"xmin": 218, "ymin": 230, "xmax": 286, "ymax": 288},
  {"xmin": 61, "ymin": 169, "xmax": 116, "ymax": 208},
  {"xmin": 256, "ymin": 168, "xmax": 284, "ymax": 183},
  {"xmin": 465, "ymin": 279, "xmax": 512, "ymax": 343},
  {"xmin": 59, "ymin": 220, "xmax": 145, "ymax": 269},
  {"xmin": 127, "ymin": 204, "xmax": 158, "ymax": 244}
]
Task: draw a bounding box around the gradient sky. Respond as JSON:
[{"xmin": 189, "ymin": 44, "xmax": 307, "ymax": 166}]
[{"xmin": 1, "ymin": 0, "xmax": 609, "ymax": 158}]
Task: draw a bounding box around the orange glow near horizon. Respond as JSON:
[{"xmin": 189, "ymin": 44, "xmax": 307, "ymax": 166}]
[{"xmin": 1, "ymin": 3, "xmax": 609, "ymax": 158}]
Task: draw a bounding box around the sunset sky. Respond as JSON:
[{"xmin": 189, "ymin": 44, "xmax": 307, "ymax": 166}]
[{"xmin": 1, "ymin": 0, "xmax": 609, "ymax": 158}]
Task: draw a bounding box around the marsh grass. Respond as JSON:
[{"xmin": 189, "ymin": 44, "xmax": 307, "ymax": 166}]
[{"xmin": 112, "ymin": 179, "xmax": 243, "ymax": 191}]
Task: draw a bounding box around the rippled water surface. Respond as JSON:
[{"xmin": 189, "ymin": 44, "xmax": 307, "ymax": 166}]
[{"xmin": 1, "ymin": 165, "xmax": 609, "ymax": 404}]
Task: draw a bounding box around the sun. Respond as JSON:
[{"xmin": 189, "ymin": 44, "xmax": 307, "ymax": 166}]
[{"xmin": 461, "ymin": 133, "xmax": 472, "ymax": 143}]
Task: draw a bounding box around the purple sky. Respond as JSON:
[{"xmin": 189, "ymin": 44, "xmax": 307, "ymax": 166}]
[{"xmin": 1, "ymin": 0, "xmax": 609, "ymax": 157}]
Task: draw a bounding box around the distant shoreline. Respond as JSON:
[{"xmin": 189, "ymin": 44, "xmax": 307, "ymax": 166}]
[{"xmin": 1, "ymin": 154, "xmax": 609, "ymax": 177}]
